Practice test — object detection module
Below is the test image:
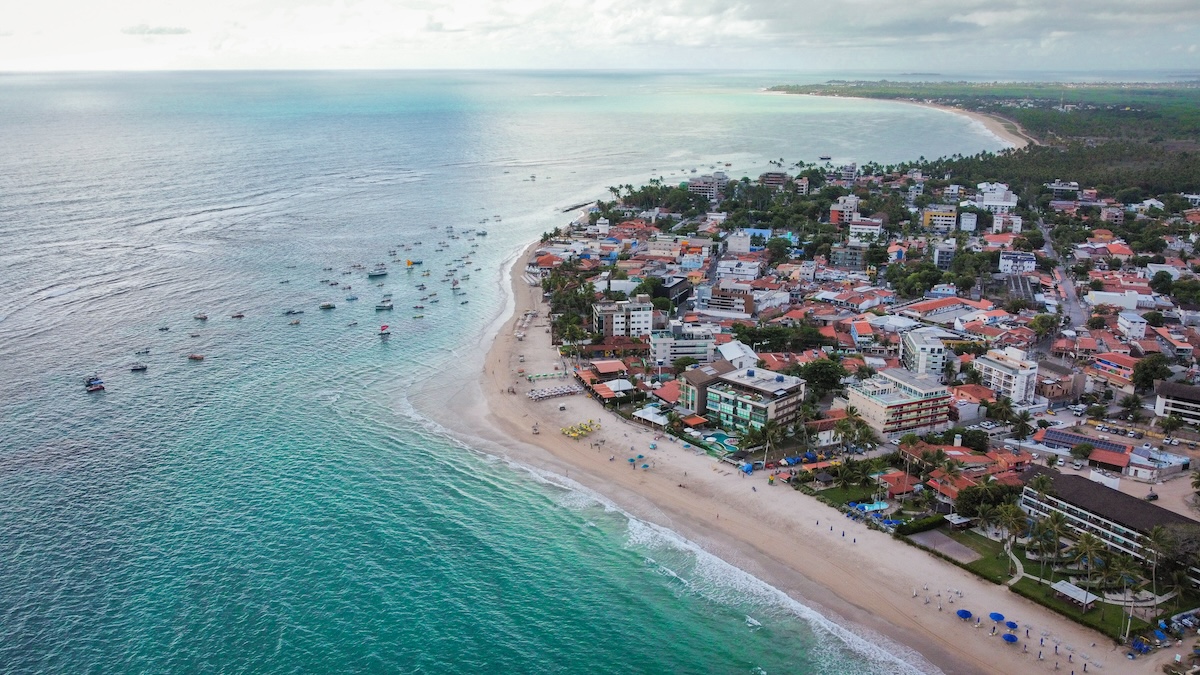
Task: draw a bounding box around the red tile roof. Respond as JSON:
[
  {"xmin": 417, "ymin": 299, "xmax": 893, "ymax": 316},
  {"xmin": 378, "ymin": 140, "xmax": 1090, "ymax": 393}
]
[{"xmin": 1088, "ymin": 449, "xmax": 1131, "ymax": 468}]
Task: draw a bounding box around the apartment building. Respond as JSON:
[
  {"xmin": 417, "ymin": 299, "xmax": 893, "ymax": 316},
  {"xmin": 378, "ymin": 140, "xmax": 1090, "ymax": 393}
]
[
  {"xmin": 922, "ymin": 204, "xmax": 958, "ymax": 232},
  {"xmin": 998, "ymin": 251, "xmax": 1036, "ymax": 274},
  {"xmin": 649, "ymin": 320, "xmax": 717, "ymax": 366},
  {"xmin": 933, "ymin": 241, "xmax": 956, "ymax": 271},
  {"xmin": 973, "ymin": 347, "xmax": 1038, "ymax": 405},
  {"xmin": 845, "ymin": 369, "xmax": 952, "ymax": 438},
  {"xmin": 958, "ymin": 212, "xmax": 978, "ymax": 232},
  {"xmin": 687, "ymin": 172, "xmax": 729, "ymax": 201},
  {"xmin": 592, "ymin": 298, "xmax": 654, "ymax": 338},
  {"xmin": 1117, "ymin": 312, "xmax": 1148, "ymax": 340},
  {"xmin": 829, "ymin": 195, "xmax": 860, "ymax": 225},
  {"xmin": 1156, "ymin": 382, "xmax": 1200, "ymax": 426},
  {"xmin": 901, "ymin": 328, "xmax": 947, "ymax": 378},
  {"xmin": 704, "ymin": 367, "xmax": 807, "ymax": 433}
]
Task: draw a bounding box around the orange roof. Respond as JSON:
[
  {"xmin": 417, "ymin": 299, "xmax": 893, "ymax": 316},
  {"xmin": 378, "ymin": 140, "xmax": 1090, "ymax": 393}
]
[
  {"xmin": 682, "ymin": 414, "xmax": 707, "ymax": 427},
  {"xmin": 951, "ymin": 384, "xmax": 996, "ymax": 403},
  {"xmin": 593, "ymin": 383, "xmax": 619, "ymax": 399},
  {"xmin": 1105, "ymin": 243, "xmax": 1134, "ymax": 256},
  {"xmin": 591, "ymin": 359, "xmax": 628, "ymax": 374},
  {"xmin": 1088, "ymin": 449, "xmax": 1131, "ymax": 468},
  {"xmin": 1093, "ymin": 352, "xmax": 1139, "ymax": 369},
  {"xmin": 652, "ymin": 380, "xmax": 682, "ymax": 404}
]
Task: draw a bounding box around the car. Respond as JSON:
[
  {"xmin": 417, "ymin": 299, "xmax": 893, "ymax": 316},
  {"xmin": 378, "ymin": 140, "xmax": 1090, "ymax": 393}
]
[
  {"xmin": 1135, "ymin": 432, "xmax": 1144, "ymax": 439},
  {"xmin": 1072, "ymin": 461, "xmax": 1084, "ymax": 470},
  {"xmin": 1057, "ymin": 458, "xmax": 1066, "ymax": 467},
  {"xmin": 1172, "ymin": 439, "xmax": 1180, "ymax": 446},
  {"xmin": 1189, "ymin": 441, "xmax": 1197, "ymax": 449},
  {"xmin": 1074, "ymin": 412, "xmax": 1084, "ymax": 417},
  {"xmin": 1098, "ymin": 425, "xmax": 1108, "ymax": 432},
  {"xmin": 1145, "ymin": 493, "xmax": 1160, "ymax": 502},
  {"xmin": 1031, "ymin": 452, "xmax": 1040, "ymax": 459},
  {"xmin": 1127, "ymin": 431, "xmax": 1137, "ymax": 438}
]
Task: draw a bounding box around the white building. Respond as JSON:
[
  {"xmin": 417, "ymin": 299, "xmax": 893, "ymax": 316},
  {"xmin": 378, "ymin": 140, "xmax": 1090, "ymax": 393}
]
[
  {"xmin": 993, "ymin": 213, "xmax": 1023, "ymax": 233},
  {"xmin": 687, "ymin": 172, "xmax": 729, "ymax": 201},
  {"xmin": 977, "ymin": 182, "xmax": 1019, "ymax": 214},
  {"xmin": 958, "ymin": 211, "xmax": 978, "ymax": 233},
  {"xmin": 901, "ymin": 329, "xmax": 947, "ymax": 378},
  {"xmin": 844, "ymin": 369, "xmax": 952, "ymax": 438},
  {"xmin": 830, "ymin": 195, "xmax": 861, "ymax": 223},
  {"xmin": 726, "ymin": 230, "xmax": 752, "ymax": 254},
  {"xmin": 1117, "ymin": 312, "xmax": 1148, "ymax": 340},
  {"xmin": 999, "ymin": 251, "xmax": 1037, "ymax": 274},
  {"xmin": 649, "ymin": 320, "xmax": 717, "ymax": 365},
  {"xmin": 1084, "ymin": 290, "xmax": 1155, "ymax": 311},
  {"xmin": 974, "ymin": 347, "xmax": 1038, "ymax": 405},
  {"xmin": 847, "ymin": 219, "xmax": 884, "ymax": 243},
  {"xmin": 592, "ymin": 298, "xmax": 654, "ymax": 338},
  {"xmin": 715, "ymin": 340, "xmax": 759, "ymax": 370},
  {"xmin": 715, "ymin": 259, "xmax": 762, "ymax": 282}
]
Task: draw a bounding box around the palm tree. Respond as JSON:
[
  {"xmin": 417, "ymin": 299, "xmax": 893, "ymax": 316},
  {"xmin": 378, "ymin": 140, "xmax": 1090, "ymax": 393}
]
[
  {"xmin": 997, "ymin": 502, "xmax": 1026, "ymax": 565},
  {"xmin": 1071, "ymin": 532, "xmax": 1106, "ymax": 595},
  {"xmin": 985, "ymin": 396, "xmax": 1012, "ymax": 424},
  {"xmin": 1144, "ymin": 525, "xmax": 1174, "ymax": 613},
  {"xmin": 1100, "ymin": 553, "xmax": 1139, "ymax": 622},
  {"xmin": 757, "ymin": 420, "xmax": 785, "ymax": 465},
  {"xmin": 834, "ymin": 418, "xmax": 855, "ymax": 456},
  {"xmin": 1011, "ymin": 410, "xmax": 1034, "ymax": 441},
  {"xmin": 1041, "ymin": 511, "xmax": 1069, "ymax": 573},
  {"xmin": 1029, "ymin": 473, "xmax": 1054, "ymax": 501},
  {"xmin": 1191, "ymin": 469, "xmax": 1200, "ymax": 497},
  {"xmin": 976, "ymin": 503, "xmax": 998, "ymax": 539},
  {"xmin": 1118, "ymin": 394, "xmax": 1143, "ymax": 416}
]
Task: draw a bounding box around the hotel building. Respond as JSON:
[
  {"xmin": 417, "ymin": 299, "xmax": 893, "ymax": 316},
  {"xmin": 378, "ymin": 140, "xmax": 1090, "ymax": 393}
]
[{"xmin": 845, "ymin": 369, "xmax": 952, "ymax": 438}]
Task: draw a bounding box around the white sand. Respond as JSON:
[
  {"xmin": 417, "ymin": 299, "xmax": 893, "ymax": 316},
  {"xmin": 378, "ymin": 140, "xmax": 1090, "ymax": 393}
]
[{"xmin": 413, "ymin": 242, "xmax": 1174, "ymax": 674}]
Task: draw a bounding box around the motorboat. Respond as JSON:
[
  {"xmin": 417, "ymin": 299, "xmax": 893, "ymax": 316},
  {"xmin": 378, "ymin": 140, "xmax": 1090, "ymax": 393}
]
[
  {"xmin": 285, "ymin": 309, "xmax": 304, "ymax": 316},
  {"xmin": 319, "ymin": 303, "xmax": 336, "ymax": 310},
  {"xmin": 367, "ymin": 265, "xmax": 388, "ymax": 278},
  {"xmin": 346, "ymin": 295, "xmax": 358, "ymax": 301},
  {"xmin": 460, "ymin": 300, "xmax": 469, "ymax": 305},
  {"xmin": 84, "ymin": 375, "xmax": 105, "ymax": 392},
  {"xmin": 194, "ymin": 313, "xmax": 208, "ymax": 321},
  {"xmin": 347, "ymin": 321, "xmax": 359, "ymax": 327},
  {"xmin": 289, "ymin": 319, "xmax": 301, "ymax": 325},
  {"xmin": 135, "ymin": 349, "xmax": 150, "ymax": 355},
  {"xmin": 231, "ymin": 312, "xmax": 245, "ymax": 319},
  {"xmin": 375, "ymin": 300, "xmax": 394, "ymax": 311},
  {"xmin": 412, "ymin": 314, "xmax": 424, "ymax": 319},
  {"xmin": 477, "ymin": 230, "xmax": 488, "ymax": 236},
  {"xmin": 187, "ymin": 354, "xmax": 205, "ymax": 361},
  {"xmin": 158, "ymin": 326, "xmax": 170, "ymax": 332},
  {"xmin": 412, "ymin": 305, "xmax": 424, "ymax": 309},
  {"xmin": 130, "ymin": 363, "xmax": 148, "ymax": 372}
]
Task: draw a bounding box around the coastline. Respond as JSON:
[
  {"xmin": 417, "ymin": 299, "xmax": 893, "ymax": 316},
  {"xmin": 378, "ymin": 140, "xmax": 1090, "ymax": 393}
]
[
  {"xmin": 768, "ymin": 90, "xmax": 1035, "ymax": 150},
  {"xmin": 414, "ymin": 240, "xmax": 1136, "ymax": 675}
]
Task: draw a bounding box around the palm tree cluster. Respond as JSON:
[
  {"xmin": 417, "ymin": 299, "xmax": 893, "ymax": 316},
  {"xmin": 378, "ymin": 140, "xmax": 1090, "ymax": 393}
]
[{"xmin": 832, "ymin": 407, "xmax": 878, "ymax": 457}]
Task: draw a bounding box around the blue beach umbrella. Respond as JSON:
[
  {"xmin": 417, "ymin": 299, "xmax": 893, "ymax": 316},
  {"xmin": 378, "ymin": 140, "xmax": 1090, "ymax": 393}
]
[
  {"xmin": 1002, "ymin": 633, "xmax": 1018, "ymax": 644},
  {"xmin": 989, "ymin": 612, "xmax": 1005, "ymax": 622},
  {"xmin": 641, "ymin": 464, "xmax": 649, "ymax": 469},
  {"xmin": 1005, "ymin": 621, "xmax": 1018, "ymax": 631},
  {"xmin": 628, "ymin": 458, "xmax": 636, "ymax": 463},
  {"xmin": 956, "ymin": 609, "xmax": 972, "ymax": 620},
  {"xmin": 637, "ymin": 454, "xmax": 644, "ymax": 459}
]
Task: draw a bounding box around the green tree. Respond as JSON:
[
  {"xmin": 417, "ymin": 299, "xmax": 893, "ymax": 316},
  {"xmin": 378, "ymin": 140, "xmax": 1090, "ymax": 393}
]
[
  {"xmin": 1029, "ymin": 314, "xmax": 1060, "ymax": 339},
  {"xmin": 765, "ymin": 237, "xmax": 793, "ymax": 265},
  {"xmin": 799, "ymin": 358, "xmax": 849, "ymax": 399},
  {"xmin": 1132, "ymin": 353, "xmax": 1172, "ymax": 392},
  {"xmin": 1070, "ymin": 443, "xmax": 1095, "ymax": 460},
  {"xmin": 1149, "ymin": 270, "xmax": 1174, "ymax": 295},
  {"xmin": 1086, "ymin": 316, "xmax": 1108, "ymax": 330},
  {"xmin": 1141, "ymin": 310, "xmax": 1165, "ymax": 327},
  {"xmin": 1071, "ymin": 532, "xmax": 1106, "ymax": 592},
  {"xmin": 1086, "ymin": 404, "xmax": 1108, "ymax": 420},
  {"xmin": 987, "ymin": 396, "xmax": 1014, "ymax": 424},
  {"xmin": 1010, "ymin": 410, "xmax": 1034, "ymax": 440},
  {"xmin": 672, "ymin": 356, "xmax": 699, "ymax": 374},
  {"xmin": 1145, "ymin": 525, "xmax": 1174, "ymax": 614},
  {"xmin": 1159, "ymin": 414, "xmax": 1185, "ymax": 436}
]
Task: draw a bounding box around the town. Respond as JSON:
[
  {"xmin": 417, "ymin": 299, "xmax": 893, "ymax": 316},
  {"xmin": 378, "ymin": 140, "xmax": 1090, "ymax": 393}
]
[{"xmin": 525, "ymin": 162, "xmax": 1200, "ymax": 647}]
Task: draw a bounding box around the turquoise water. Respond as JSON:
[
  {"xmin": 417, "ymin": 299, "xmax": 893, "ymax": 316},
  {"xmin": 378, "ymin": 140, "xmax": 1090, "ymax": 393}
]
[{"xmin": 0, "ymin": 71, "xmax": 1007, "ymax": 674}]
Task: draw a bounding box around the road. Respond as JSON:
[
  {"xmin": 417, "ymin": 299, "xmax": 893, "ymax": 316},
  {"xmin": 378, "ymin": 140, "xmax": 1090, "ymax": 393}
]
[{"xmin": 1037, "ymin": 218, "xmax": 1088, "ymax": 330}]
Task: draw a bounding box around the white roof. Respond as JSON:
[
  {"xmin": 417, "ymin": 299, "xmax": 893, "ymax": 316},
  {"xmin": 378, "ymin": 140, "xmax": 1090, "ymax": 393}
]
[{"xmin": 1051, "ymin": 580, "xmax": 1099, "ymax": 605}]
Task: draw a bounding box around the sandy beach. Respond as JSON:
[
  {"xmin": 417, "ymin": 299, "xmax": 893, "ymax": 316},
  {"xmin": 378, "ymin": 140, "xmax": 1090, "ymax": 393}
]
[{"xmin": 411, "ymin": 242, "xmax": 1177, "ymax": 674}]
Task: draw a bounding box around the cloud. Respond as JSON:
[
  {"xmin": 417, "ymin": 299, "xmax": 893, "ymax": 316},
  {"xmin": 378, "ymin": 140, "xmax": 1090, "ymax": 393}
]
[{"xmin": 122, "ymin": 24, "xmax": 191, "ymax": 36}]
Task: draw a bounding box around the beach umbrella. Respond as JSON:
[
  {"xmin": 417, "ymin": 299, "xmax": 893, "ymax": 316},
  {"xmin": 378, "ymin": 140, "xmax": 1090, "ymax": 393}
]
[
  {"xmin": 641, "ymin": 464, "xmax": 649, "ymax": 469},
  {"xmin": 1001, "ymin": 633, "xmax": 1018, "ymax": 644},
  {"xmin": 989, "ymin": 612, "xmax": 1005, "ymax": 623},
  {"xmin": 637, "ymin": 454, "xmax": 644, "ymax": 459},
  {"xmin": 1005, "ymin": 621, "xmax": 1018, "ymax": 631},
  {"xmin": 956, "ymin": 609, "xmax": 972, "ymax": 620},
  {"xmin": 628, "ymin": 458, "xmax": 635, "ymax": 463}
]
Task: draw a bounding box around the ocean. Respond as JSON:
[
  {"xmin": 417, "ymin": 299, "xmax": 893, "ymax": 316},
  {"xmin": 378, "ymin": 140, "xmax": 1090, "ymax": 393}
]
[{"xmin": 0, "ymin": 71, "xmax": 1007, "ymax": 674}]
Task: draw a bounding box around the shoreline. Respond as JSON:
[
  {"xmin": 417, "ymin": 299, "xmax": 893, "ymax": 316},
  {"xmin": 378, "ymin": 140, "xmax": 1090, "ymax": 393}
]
[
  {"xmin": 414, "ymin": 240, "xmax": 1144, "ymax": 675},
  {"xmin": 768, "ymin": 90, "xmax": 1035, "ymax": 150}
]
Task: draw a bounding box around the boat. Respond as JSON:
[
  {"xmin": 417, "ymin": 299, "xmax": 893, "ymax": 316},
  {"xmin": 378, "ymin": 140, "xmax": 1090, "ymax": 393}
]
[
  {"xmin": 819, "ymin": 155, "xmax": 831, "ymax": 161},
  {"xmin": 476, "ymin": 230, "xmax": 488, "ymax": 236},
  {"xmin": 347, "ymin": 321, "xmax": 359, "ymax": 327},
  {"xmin": 280, "ymin": 280, "xmax": 290, "ymax": 284},
  {"xmin": 319, "ymin": 303, "xmax": 336, "ymax": 310},
  {"xmin": 379, "ymin": 324, "xmax": 391, "ymax": 338},
  {"xmin": 194, "ymin": 313, "xmax": 208, "ymax": 321},
  {"xmin": 231, "ymin": 312, "xmax": 245, "ymax": 319},
  {"xmin": 375, "ymin": 300, "xmax": 394, "ymax": 311},
  {"xmin": 413, "ymin": 304, "xmax": 424, "ymax": 309},
  {"xmin": 289, "ymin": 319, "xmax": 300, "ymax": 325},
  {"xmin": 158, "ymin": 326, "xmax": 170, "ymax": 332},
  {"xmin": 460, "ymin": 300, "xmax": 469, "ymax": 305},
  {"xmin": 429, "ymin": 299, "xmax": 439, "ymax": 304},
  {"xmin": 84, "ymin": 375, "xmax": 105, "ymax": 392},
  {"xmin": 188, "ymin": 354, "xmax": 205, "ymax": 361},
  {"xmin": 367, "ymin": 265, "xmax": 388, "ymax": 278},
  {"xmin": 412, "ymin": 314, "xmax": 424, "ymax": 319},
  {"xmin": 189, "ymin": 332, "xmax": 200, "ymax": 338},
  {"xmin": 130, "ymin": 363, "xmax": 148, "ymax": 372},
  {"xmin": 285, "ymin": 309, "xmax": 304, "ymax": 316},
  {"xmin": 346, "ymin": 295, "xmax": 358, "ymax": 301},
  {"xmin": 322, "ymin": 267, "xmax": 334, "ymax": 271},
  {"xmin": 135, "ymin": 349, "xmax": 150, "ymax": 355}
]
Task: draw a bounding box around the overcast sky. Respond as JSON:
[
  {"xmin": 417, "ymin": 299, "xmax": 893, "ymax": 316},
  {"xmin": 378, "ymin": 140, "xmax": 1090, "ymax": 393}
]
[{"xmin": 2, "ymin": 0, "xmax": 1198, "ymax": 72}]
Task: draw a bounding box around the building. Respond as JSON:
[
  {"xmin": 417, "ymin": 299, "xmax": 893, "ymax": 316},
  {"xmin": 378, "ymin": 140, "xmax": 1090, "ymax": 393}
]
[
  {"xmin": 726, "ymin": 230, "xmax": 752, "ymax": 254},
  {"xmin": 678, "ymin": 360, "xmax": 738, "ymax": 415},
  {"xmin": 1089, "ymin": 352, "xmax": 1139, "ymax": 387},
  {"xmin": 844, "ymin": 369, "xmax": 952, "ymax": 438},
  {"xmin": 976, "ymin": 182, "xmax": 1019, "ymax": 214},
  {"xmin": 1020, "ymin": 467, "xmax": 1200, "ymax": 568},
  {"xmin": 592, "ymin": 298, "xmax": 654, "ymax": 338},
  {"xmin": 974, "ymin": 347, "xmax": 1038, "ymax": 405},
  {"xmin": 933, "ymin": 241, "xmax": 956, "ymax": 271},
  {"xmin": 847, "ymin": 219, "xmax": 884, "ymax": 243},
  {"xmin": 708, "ymin": 280, "xmax": 756, "ymax": 315},
  {"xmin": 1035, "ymin": 360, "xmax": 1085, "ymax": 405},
  {"xmin": 901, "ymin": 328, "xmax": 947, "ymax": 378},
  {"xmin": 704, "ymin": 367, "xmax": 807, "ymax": 432},
  {"xmin": 1156, "ymin": 382, "xmax": 1200, "ymax": 426},
  {"xmin": 829, "ymin": 195, "xmax": 860, "ymax": 225},
  {"xmin": 687, "ymin": 172, "xmax": 729, "ymax": 201},
  {"xmin": 1045, "ymin": 180, "xmax": 1080, "ymax": 198},
  {"xmin": 958, "ymin": 212, "xmax": 978, "ymax": 233},
  {"xmin": 758, "ymin": 172, "xmax": 792, "ymax": 190},
  {"xmin": 1117, "ymin": 312, "xmax": 1148, "ymax": 340},
  {"xmin": 922, "ymin": 204, "xmax": 958, "ymax": 232},
  {"xmin": 998, "ymin": 251, "xmax": 1036, "ymax": 274},
  {"xmin": 830, "ymin": 242, "xmax": 868, "ymax": 270},
  {"xmin": 649, "ymin": 320, "xmax": 717, "ymax": 366}
]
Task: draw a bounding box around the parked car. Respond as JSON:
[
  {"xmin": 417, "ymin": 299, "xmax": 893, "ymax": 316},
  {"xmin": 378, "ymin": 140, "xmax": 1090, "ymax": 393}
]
[
  {"xmin": 1057, "ymin": 458, "xmax": 1066, "ymax": 467},
  {"xmin": 1135, "ymin": 432, "xmax": 1144, "ymax": 439},
  {"xmin": 1172, "ymin": 439, "xmax": 1180, "ymax": 446},
  {"xmin": 1072, "ymin": 460, "xmax": 1084, "ymax": 470},
  {"xmin": 1145, "ymin": 492, "xmax": 1160, "ymax": 502}
]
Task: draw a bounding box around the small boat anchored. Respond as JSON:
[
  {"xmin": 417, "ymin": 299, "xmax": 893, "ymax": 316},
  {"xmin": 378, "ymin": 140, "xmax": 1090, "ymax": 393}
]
[
  {"xmin": 130, "ymin": 363, "xmax": 148, "ymax": 372},
  {"xmin": 188, "ymin": 354, "xmax": 205, "ymax": 361},
  {"xmin": 379, "ymin": 324, "xmax": 391, "ymax": 338},
  {"xmin": 319, "ymin": 302, "xmax": 336, "ymax": 310},
  {"xmin": 194, "ymin": 313, "xmax": 208, "ymax": 321},
  {"xmin": 84, "ymin": 375, "xmax": 105, "ymax": 392}
]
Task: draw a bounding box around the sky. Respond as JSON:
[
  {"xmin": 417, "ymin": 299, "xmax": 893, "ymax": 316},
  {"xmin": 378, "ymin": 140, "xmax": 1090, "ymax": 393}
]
[{"xmin": 1, "ymin": 0, "xmax": 1198, "ymax": 72}]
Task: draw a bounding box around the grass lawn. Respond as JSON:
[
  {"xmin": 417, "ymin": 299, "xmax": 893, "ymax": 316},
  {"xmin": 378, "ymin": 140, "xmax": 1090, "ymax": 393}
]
[
  {"xmin": 946, "ymin": 530, "xmax": 1015, "ymax": 583},
  {"xmin": 1011, "ymin": 578, "xmax": 1146, "ymax": 641},
  {"xmin": 816, "ymin": 485, "xmax": 877, "ymax": 506}
]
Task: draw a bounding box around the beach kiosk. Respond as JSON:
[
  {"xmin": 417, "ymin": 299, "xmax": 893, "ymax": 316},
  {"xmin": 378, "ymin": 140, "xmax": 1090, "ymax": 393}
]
[{"xmin": 1051, "ymin": 580, "xmax": 1099, "ymax": 612}]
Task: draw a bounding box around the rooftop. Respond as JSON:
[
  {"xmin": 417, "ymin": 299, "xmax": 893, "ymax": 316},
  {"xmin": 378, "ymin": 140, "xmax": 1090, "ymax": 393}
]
[{"xmin": 1023, "ymin": 466, "xmax": 1199, "ymax": 534}]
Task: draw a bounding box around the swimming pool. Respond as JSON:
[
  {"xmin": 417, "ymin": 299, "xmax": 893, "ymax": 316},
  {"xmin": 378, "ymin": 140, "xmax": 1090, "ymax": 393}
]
[{"xmin": 704, "ymin": 431, "xmax": 740, "ymax": 453}]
